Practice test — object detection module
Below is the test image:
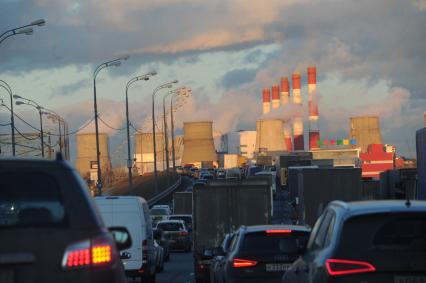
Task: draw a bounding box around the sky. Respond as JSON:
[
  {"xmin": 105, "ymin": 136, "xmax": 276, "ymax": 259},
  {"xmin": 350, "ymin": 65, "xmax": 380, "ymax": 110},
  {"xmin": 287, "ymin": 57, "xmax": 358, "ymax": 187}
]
[{"xmin": 0, "ymin": 0, "xmax": 425, "ymax": 164}]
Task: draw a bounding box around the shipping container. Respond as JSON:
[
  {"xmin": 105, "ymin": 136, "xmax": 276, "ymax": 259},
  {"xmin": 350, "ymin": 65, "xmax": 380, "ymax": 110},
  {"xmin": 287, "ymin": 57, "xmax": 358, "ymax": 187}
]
[
  {"xmin": 172, "ymin": 192, "xmax": 193, "ymax": 215},
  {"xmin": 288, "ymin": 167, "xmax": 362, "ymax": 227},
  {"xmin": 417, "ymin": 128, "xmax": 426, "ymax": 200},
  {"xmin": 192, "ymin": 179, "xmax": 271, "ymax": 282}
]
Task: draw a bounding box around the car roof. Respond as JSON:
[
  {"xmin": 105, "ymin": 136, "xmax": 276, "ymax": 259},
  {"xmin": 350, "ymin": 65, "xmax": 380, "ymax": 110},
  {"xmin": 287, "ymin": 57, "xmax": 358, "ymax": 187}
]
[
  {"xmin": 330, "ymin": 200, "xmax": 426, "ymax": 217},
  {"xmin": 0, "ymin": 157, "xmax": 74, "ymax": 170},
  {"xmin": 95, "ymin": 196, "xmax": 148, "ymax": 204},
  {"xmin": 241, "ymin": 224, "xmax": 311, "ymax": 233},
  {"xmin": 169, "ymin": 214, "xmax": 192, "ymax": 217},
  {"xmin": 157, "ymin": 219, "xmax": 185, "ymax": 224}
]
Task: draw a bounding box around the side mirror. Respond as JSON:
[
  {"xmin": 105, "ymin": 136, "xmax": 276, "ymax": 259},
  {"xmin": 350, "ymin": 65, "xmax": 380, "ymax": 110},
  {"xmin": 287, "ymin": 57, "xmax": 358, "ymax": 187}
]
[
  {"xmin": 212, "ymin": 246, "xmax": 225, "ymax": 257},
  {"xmin": 203, "ymin": 248, "xmax": 214, "ymax": 259},
  {"xmin": 109, "ymin": 227, "xmax": 132, "ymax": 251},
  {"xmin": 153, "ymin": 229, "xmax": 162, "ymax": 241}
]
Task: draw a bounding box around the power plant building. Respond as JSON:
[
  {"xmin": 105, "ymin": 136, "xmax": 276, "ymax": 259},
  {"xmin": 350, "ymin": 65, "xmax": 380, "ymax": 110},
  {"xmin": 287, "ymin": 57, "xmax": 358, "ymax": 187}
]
[
  {"xmin": 349, "ymin": 116, "xmax": 382, "ymax": 153},
  {"xmin": 75, "ymin": 133, "xmax": 111, "ymax": 183},
  {"xmin": 256, "ymin": 119, "xmax": 287, "ymax": 152},
  {"xmin": 220, "ymin": 130, "xmax": 257, "ymax": 159},
  {"xmin": 134, "ymin": 132, "xmax": 165, "ymax": 175},
  {"xmin": 181, "ymin": 121, "xmax": 217, "ymax": 167}
]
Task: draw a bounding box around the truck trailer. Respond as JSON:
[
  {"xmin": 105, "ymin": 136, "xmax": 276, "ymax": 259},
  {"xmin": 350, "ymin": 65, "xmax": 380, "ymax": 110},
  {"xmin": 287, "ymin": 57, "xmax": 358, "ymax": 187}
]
[{"xmin": 192, "ymin": 179, "xmax": 272, "ymax": 282}]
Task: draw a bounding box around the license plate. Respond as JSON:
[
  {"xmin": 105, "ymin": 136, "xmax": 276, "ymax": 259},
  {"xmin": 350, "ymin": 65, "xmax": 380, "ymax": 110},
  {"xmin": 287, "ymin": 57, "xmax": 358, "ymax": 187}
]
[
  {"xmin": 395, "ymin": 276, "xmax": 426, "ymax": 283},
  {"xmin": 0, "ymin": 269, "xmax": 14, "ymax": 283},
  {"xmin": 265, "ymin": 263, "xmax": 291, "ymax": 272}
]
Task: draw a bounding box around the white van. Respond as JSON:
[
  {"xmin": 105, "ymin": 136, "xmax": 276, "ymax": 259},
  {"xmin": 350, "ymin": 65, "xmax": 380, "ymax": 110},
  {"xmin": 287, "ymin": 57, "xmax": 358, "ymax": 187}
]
[{"xmin": 95, "ymin": 196, "xmax": 156, "ymax": 282}]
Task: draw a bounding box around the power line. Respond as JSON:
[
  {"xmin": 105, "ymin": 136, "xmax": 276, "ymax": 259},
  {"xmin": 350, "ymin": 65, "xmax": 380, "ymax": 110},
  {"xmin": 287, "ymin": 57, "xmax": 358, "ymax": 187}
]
[
  {"xmin": 14, "ymin": 126, "xmax": 39, "ymax": 141},
  {"xmin": 98, "ymin": 115, "xmax": 125, "ymax": 131}
]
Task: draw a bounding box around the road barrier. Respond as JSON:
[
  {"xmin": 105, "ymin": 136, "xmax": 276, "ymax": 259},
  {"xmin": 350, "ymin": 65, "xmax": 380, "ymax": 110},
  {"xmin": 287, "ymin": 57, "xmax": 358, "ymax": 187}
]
[{"xmin": 148, "ymin": 175, "xmax": 182, "ymax": 206}]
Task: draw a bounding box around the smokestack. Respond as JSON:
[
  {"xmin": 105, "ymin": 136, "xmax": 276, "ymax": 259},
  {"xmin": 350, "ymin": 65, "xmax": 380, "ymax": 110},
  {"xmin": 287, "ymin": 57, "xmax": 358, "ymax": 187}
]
[
  {"xmin": 284, "ymin": 126, "xmax": 293, "ymax": 152},
  {"xmin": 292, "ymin": 72, "xmax": 304, "ymax": 150},
  {"xmin": 271, "ymin": 85, "xmax": 280, "ymax": 109},
  {"xmin": 280, "ymin": 77, "xmax": 290, "ymax": 105},
  {"xmin": 262, "ymin": 88, "xmax": 271, "ymax": 114},
  {"xmin": 308, "ymin": 66, "xmax": 320, "ymax": 150}
]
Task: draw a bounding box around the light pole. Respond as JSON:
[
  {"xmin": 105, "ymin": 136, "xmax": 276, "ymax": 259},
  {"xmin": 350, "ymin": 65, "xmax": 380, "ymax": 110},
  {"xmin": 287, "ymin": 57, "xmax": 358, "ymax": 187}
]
[
  {"xmin": 93, "ymin": 56, "xmax": 129, "ymax": 196},
  {"xmin": 43, "ymin": 108, "xmax": 66, "ymax": 156},
  {"xmin": 125, "ymin": 71, "xmax": 157, "ymax": 190},
  {"xmin": 152, "ymin": 80, "xmax": 178, "ymax": 193},
  {"xmin": 0, "ymin": 19, "xmax": 45, "ymax": 45},
  {"xmin": 0, "ymin": 80, "xmax": 16, "ymax": 156},
  {"xmin": 170, "ymin": 88, "xmax": 191, "ymax": 171},
  {"xmin": 14, "ymin": 96, "xmax": 46, "ymax": 158},
  {"xmin": 163, "ymin": 87, "xmax": 189, "ymax": 173}
]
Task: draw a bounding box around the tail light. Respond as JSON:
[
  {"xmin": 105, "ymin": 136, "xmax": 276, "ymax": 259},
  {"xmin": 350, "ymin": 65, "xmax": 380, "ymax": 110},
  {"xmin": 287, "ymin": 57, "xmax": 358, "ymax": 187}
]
[
  {"xmin": 233, "ymin": 258, "xmax": 258, "ymax": 268},
  {"xmin": 326, "ymin": 259, "xmax": 376, "ymax": 276},
  {"xmin": 142, "ymin": 239, "xmax": 148, "ymax": 262},
  {"xmin": 179, "ymin": 231, "xmax": 189, "ymax": 236},
  {"xmin": 266, "ymin": 229, "xmax": 292, "ymax": 235},
  {"xmin": 62, "ymin": 235, "xmax": 114, "ymax": 269}
]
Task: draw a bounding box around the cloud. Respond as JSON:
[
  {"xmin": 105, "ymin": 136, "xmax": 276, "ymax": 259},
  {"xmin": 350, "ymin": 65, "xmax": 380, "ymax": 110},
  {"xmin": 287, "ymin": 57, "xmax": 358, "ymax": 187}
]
[{"xmin": 220, "ymin": 68, "xmax": 257, "ymax": 89}]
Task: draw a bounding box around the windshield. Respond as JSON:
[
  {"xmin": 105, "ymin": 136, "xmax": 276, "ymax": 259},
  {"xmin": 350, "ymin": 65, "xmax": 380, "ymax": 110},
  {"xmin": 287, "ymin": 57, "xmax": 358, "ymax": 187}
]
[
  {"xmin": 242, "ymin": 231, "xmax": 310, "ymax": 253},
  {"xmin": 151, "ymin": 208, "xmax": 169, "ymax": 216},
  {"xmin": 157, "ymin": 222, "xmax": 185, "ymax": 231}
]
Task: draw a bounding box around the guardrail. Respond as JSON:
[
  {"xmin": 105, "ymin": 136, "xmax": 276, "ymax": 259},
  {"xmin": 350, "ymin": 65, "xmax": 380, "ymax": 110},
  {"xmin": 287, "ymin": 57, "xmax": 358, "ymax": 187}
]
[{"xmin": 148, "ymin": 175, "xmax": 182, "ymax": 206}]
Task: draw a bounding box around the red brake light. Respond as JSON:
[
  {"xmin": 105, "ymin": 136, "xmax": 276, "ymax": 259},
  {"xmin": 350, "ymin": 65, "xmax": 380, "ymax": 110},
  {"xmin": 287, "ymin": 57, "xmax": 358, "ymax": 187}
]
[
  {"xmin": 326, "ymin": 259, "xmax": 376, "ymax": 276},
  {"xmin": 233, "ymin": 258, "xmax": 258, "ymax": 268},
  {"xmin": 179, "ymin": 231, "xmax": 189, "ymax": 236},
  {"xmin": 266, "ymin": 229, "xmax": 292, "ymax": 235},
  {"xmin": 62, "ymin": 237, "xmax": 114, "ymax": 269}
]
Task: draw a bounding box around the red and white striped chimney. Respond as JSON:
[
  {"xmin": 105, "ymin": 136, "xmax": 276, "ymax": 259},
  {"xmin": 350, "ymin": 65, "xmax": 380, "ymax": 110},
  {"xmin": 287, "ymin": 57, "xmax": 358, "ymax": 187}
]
[
  {"xmin": 308, "ymin": 66, "xmax": 320, "ymax": 150},
  {"xmin": 292, "ymin": 72, "xmax": 304, "ymax": 150},
  {"xmin": 262, "ymin": 88, "xmax": 271, "ymax": 114},
  {"xmin": 271, "ymin": 84, "xmax": 280, "ymax": 109},
  {"xmin": 280, "ymin": 77, "xmax": 290, "ymax": 105}
]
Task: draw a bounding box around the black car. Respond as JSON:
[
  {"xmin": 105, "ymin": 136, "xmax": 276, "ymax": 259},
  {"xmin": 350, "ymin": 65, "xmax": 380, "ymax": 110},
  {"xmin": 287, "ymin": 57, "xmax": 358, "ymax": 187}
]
[
  {"xmin": 0, "ymin": 154, "xmax": 131, "ymax": 283},
  {"xmin": 169, "ymin": 214, "xmax": 193, "ymax": 232},
  {"xmin": 219, "ymin": 225, "xmax": 310, "ymax": 283},
  {"xmin": 282, "ymin": 200, "xmax": 426, "ymax": 283},
  {"xmin": 155, "ymin": 220, "xmax": 191, "ymax": 251}
]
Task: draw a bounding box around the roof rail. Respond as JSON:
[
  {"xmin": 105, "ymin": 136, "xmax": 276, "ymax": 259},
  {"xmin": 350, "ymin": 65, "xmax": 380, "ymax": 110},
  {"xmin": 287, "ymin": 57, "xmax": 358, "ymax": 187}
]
[{"xmin": 55, "ymin": 151, "xmax": 64, "ymax": 161}]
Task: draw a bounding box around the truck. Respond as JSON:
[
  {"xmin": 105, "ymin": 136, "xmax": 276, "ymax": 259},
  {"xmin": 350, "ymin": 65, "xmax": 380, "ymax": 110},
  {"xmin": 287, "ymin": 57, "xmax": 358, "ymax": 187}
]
[
  {"xmin": 192, "ymin": 179, "xmax": 272, "ymax": 282},
  {"xmin": 417, "ymin": 128, "xmax": 426, "ymax": 200},
  {"xmin": 172, "ymin": 192, "xmax": 193, "ymax": 215},
  {"xmin": 287, "ymin": 167, "xmax": 362, "ymax": 227}
]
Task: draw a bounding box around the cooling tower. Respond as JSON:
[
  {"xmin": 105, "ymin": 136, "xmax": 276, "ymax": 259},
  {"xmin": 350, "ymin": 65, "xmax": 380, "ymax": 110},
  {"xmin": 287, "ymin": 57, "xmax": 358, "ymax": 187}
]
[
  {"xmin": 134, "ymin": 132, "xmax": 165, "ymax": 174},
  {"xmin": 308, "ymin": 66, "xmax": 320, "ymax": 150},
  {"xmin": 271, "ymin": 84, "xmax": 280, "ymax": 109},
  {"xmin": 349, "ymin": 116, "xmax": 382, "ymax": 153},
  {"xmin": 181, "ymin": 121, "xmax": 217, "ymax": 166},
  {"xmin": 280, "ymin": 77, "xmax": 290, "ymax": 105},
  {"xmin": 262, "ymin": 88, "xmax": 271, "ymax": 114},
  {"xmin": 256, "ymin": 119, "xmax": 286, "ymax": 152},
  {"xmin": 75, "ymin": 133, "xmax": 111, "ymax": 180}
]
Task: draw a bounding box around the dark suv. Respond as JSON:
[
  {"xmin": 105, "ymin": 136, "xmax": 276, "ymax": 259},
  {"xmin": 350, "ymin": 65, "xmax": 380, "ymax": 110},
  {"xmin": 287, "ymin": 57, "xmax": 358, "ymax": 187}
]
[
  {"xmin": 0, "ymin": 154, "xmax": 130, "ymax": 283},
  {"xmin": 283, "ymin": 200, "xmax": 426, "ymax": 283},
  {"xmin": 219, "ymin": 225, "xmax": 311, "ymax": 283}
]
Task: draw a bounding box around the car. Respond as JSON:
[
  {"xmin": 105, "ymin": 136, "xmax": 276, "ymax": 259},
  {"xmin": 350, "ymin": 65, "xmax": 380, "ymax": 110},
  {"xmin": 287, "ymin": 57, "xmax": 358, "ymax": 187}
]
[
  {"xmin": 150, "ymin": 206, "xmax": 171, "ymax": 225},
  {"xmin": 95, "ymin": 196, "xmax": 157, "ymax": 283},
  {"xmin": 169, "ymin": 214, "xmax": 193, "ymax": 232},
  {"xmin": 155, "ymin": 220, "xmax": 191, "ymax": 252},
  {"xmin": 153, "ymin": 228, "xmax": 171, "ymax": 262},
  {"xmin": 209, "ymin": 233, "xmax": 234, "ymax": 283},
  {"xmin": 219, "ymin": 225, "xmax": 311, "ymax": 283},
  {"xmin": 176, "ymin": 166, "xmax": 184, "ymax": 175},
  {"xmin": 200, "ymin": 173, "xmax": 214, "ymax": 181},
  {"xmin": 0, "ymin": 154, "xmax": 131, "ymax": 283},
  {"xmin": 194, "ymin": 179, "xmax": 208, "ymax": 186},
  {"xmin": 282, "ymin": 200, "xmax": 426, "ymax": 283},
  {"xmin": 152, "ymin": 204, "xmax": 172, "ymax": 215},
  {"xmin": 154, "ymin": 240, "xmax": 164, "ymax": 272}
]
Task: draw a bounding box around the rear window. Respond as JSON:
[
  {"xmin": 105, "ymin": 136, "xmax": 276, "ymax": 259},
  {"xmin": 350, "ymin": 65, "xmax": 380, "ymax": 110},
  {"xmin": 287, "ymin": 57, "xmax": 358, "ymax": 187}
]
[
  {"xmin": 169, "ymin": 216, "xmax": 192, "ymax": 225},
  {"xmin": 242, "ymin": 231, "xmax": 310, "ymax": 253},
  {"xmin": 0, "ymin": 172, "xmax": 67, "ymax": 227},
  {"xmin": 157, "ymin": 222, "xmax": 184, "ymax": 231},
  {"xmin": 151, "ymin": 208, "xmax": 168, "ymax": 215},
  {"xmin": 337, "ymin": 213, "xmax": 426, "ymax": 255}
]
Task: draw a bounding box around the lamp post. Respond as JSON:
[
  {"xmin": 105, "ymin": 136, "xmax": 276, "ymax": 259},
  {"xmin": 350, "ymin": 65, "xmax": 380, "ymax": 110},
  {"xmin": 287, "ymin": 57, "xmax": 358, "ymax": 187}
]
[
  {"xmin": 43, "ymin": 108, "xmax": 66, "ymax": 156},
  {"xmin": 152, "ymin": 80, "xmax": 178, "ymax": 193},
  {"xmin": 0, "ymin": 80, "xmax": 16, "ymax": 156},
  {"xmin": 125, "ymin": 71, "xmax": 157, "ymax": 190},
  {"xmin": 14, "ymin": 96, "xmax": 45, "ymax": 157},
  {"xmin": 163, "ymin": 87, "xmax": 189, "ymax": 173},
  {"xmin": 0, "ymin": 19, "xmax": 45, "ymax": 45},
  {"xmin": 93, "ymin": 56, "xmax": 129, "ymax": 196},
  {"xmin": 170, "ymin": 88, "xmax": 191, "ymax": 171}
]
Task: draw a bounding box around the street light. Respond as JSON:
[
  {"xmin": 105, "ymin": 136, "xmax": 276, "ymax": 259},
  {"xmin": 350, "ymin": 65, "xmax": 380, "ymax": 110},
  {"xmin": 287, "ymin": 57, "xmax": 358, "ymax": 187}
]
[
  {"xmin": 14, "ymin": 97, "xmax": 46, "ymax": 158},
  {"xmin": 93, "ymin": 55, "xmax": 129, "ymax": 196},
  {"xmin": 170, "ymin": 88, "xmax": 191, "ymax": 171},
  {"xmin": 43, "ymin": 107, "xmax": 67, "ymax": 157},
  {"xmin": 0, "ymin": 80, "xmax": 16, "ymax": 156},
  {"xmin": 162, "ymin": 87, "xmax": 188, "ymax": 173},
  {"xmin": 152, "ymin": 80, "xmax": 178, "ymax": 192},
  {"xmin": 0, "ymin": 19, "xmax": 46, "ymax": 45},
  {"xmin": 125, "ymin": 71, "xmax": 157, "ymax": 190}
]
